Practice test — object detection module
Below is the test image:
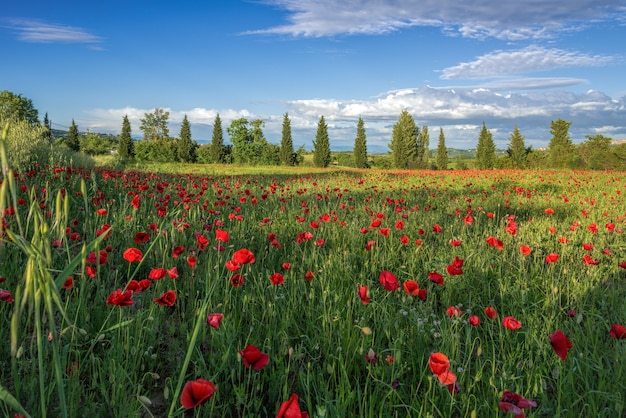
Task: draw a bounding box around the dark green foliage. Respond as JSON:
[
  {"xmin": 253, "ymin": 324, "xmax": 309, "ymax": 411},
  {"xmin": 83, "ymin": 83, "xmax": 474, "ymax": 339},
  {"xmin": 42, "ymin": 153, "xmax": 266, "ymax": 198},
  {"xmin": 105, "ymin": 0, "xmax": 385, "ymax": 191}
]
[
  {"xmin": 210, "ymin": 114, "xmax": 225, "ymax": 163},
  {"xmin": 66, "ymin": 119, "xmax": 80, "ymax": 152},
  {"xmin": 0, "ymin": 90, "xmax": 39, "ymax": 125},
  {"xmin": 280, "ymin": 113, "xmax": 294, "ymax": 166},
  {"xmin": 417, "ymin": 125, "xmax": 430, "ymax": 168},
  {"xmin": 389, "ymin": 110, "xmax": 418, "ymax": 169},
  {"xmin": 228, "ymin": 118, "xmax": 277, "ymax": 165},
  {"xmin": 177, "ymin": 115, "xmax": 197, "ymax": 163},
  {"xmin": 43, "ymin": 112, "xmax": 52, "ymax": 142},
  {"xmin": 134, "ymin": 137, "xmax": 178, "ymax": 162},
  {"xmin": 436, "ymin": 127, "xmax": 448, "ymax": 170},
  {"xmin": 80, "ymin": 132, "xmax": 116, "ymax": 155},
  {"xmin": 313, "ymin": 116, "xmax": 331, "ymax": 167},
  {"xmin": 118, "ymin": 115, "xmax": 134, "ymax": 159},
  {"xmin": 507, "ymin": 125, "xmax": 527, "ymax": 168},
  {"xmin": 353, "ymin": 117, "xmax": 368, "ymax": 168},
  {"xmin": 476, "ymin": 122, "xmax": 496, "ymax": 169},
  {"xmin": 548, "ymin": 118, "xmax": 574, "ymax": 168},
  {"xmin": 140, "ymin": 108, "xmax": 169, "ymax": 141}
]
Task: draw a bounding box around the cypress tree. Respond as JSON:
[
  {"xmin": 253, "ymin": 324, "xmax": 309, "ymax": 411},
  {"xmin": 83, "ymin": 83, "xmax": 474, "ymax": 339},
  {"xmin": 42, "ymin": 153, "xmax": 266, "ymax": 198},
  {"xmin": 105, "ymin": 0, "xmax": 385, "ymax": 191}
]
[
  {"xmin": 417, "ymin": 125, "xmax": 430, "ymax": 168},
  {"xmin": 507, "ymin": 125, "xmax": 526, "ymax": 168},
  {"xmin": 313, "ymin": 116, "xmax": 331, "ymax": 168},
  {"xmin": 67, "ymin": 119, "xmax": 80, "ymax": 152},
  {"xmin": 548, "ymin": 118, "xmax": 573, "ymax": 169},
  {"xmin": 43, "ymin": 112, "xmax": 52, "ymax": 142},
  {"xmin": 476, "ymin": 122, "xmax": 496, "ymax": 169},
  {"xmin": 178, "ymin": 114, "xmax": 196, "ymax": 162},
  {"xmin": 353, "ymin": 117, "xmax": 368, "ymax": 168},
  {"xmin": 280, "ymin": 113, "xmax": 294, "ymax": 166},
  {"xmin": 389, "ymin": 110, "xmax": 417, "ymax": 169},
  {"xmin": 436, "ymin": 127, "xmax": 448, "ymax": 170},
  {"xmin": 118, "ymin": 114, "xmax": 134, "ymax": 159},
  {"xmin": 210, "ymin": 114, "xmax": 225, "ymax": 163}
]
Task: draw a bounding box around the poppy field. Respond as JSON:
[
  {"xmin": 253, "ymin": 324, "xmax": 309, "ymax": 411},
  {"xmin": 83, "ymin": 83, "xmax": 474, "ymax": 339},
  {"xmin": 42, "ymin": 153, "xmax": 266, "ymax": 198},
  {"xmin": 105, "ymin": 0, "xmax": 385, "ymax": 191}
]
[{"xmin": 1, "ymin": 149, "xmax": 626, "ymax": 416}]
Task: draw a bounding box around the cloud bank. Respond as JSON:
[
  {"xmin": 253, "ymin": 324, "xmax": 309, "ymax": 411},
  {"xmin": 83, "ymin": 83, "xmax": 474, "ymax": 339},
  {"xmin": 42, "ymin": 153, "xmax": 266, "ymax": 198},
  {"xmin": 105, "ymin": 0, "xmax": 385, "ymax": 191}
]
[{"xmin": 252, "ymin": 0, "xmax": 625, "ymax": 39}]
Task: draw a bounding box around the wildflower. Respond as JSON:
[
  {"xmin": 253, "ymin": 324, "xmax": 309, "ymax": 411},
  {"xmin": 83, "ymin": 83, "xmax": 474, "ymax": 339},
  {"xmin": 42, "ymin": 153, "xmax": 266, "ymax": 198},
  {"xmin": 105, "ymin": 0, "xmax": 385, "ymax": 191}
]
[
  {"xmin": 428, "ymin": 272, "xmax": 444, "ymax": 285},
  {"xmin": 379, "ymin": 270, "xmax": 400, "ymax": 291},
  {"xmin": 0, "ymin": 289, "xmax": 13, "ymax": 303},
  {"xmin": 484, "ymin": 306, "xmax": 498, "ymax": 319},
  {"xmin": 230, "ymin": 274, "xmax": 244, "ymax": 287},
  {"xmin": 180, "ymin": 378, "xmax": 217, "ymax": 409},
  {"xmin": 239, "ymin": 344, "xmax": 269, "ymax": 371},
  {"xmin": 502, "ymin": 316, "xmax": 522, "ymax": 330},
  {"xmin": 610, "ymin": 323, "xmax": 626, "ymax": 339},
  {"xmin": 498, "ymin": 390, "xmax": 537, "ymax": 417},
  {"xmin": 148, "ymin": 268, "xmax": 167, "ymax": 280},
  {"xmin": 428, "ymin": 352, "xmax": 456, "ymax": 385},
  {"xmin": 106, "ymin": 289, "xmax": 133, "ymax": 306},
  {"xmin": 233, "ymin": 248, "xmax": 255, "ymax": 264},
  {"xmin": 519, "ymin": 245, "xmax": 532, "ymax": 256},
  {"xmin": 549, "ymin": 329, "xmax": 573, "ymax": 361},
  {"xmin": 153, "ymin": 290, "xmax": 176, "ymax": 307},
  {"xmin": 446, "ymin": 256, "xmax": 464, "ymax": 276},
  {"xmin": 277, "ymin": 394, "xmax": 308, "ymax": 418},
  {"xmin": 270, "ymin": 273, "xmax": 285, "ymax": 285},
  {"xmin": 365, "ymin": 348, "xmax": 378, "ymax": 363},
  {"xmin": 207, "ymin": 313, "xmax": 224, "ymax": 329},
  {"xmin": 357, "ymin": 284, "xmax": 370, "ymax": 304},
  {"xmin": 469, "ymin": 315, "xmax": 480, "ymax": 326},
  {"xmin": 123, "ymin": 247, "xmax": 143, "ymax": 263},
  {"xmin": 403, "ymin": 280, "xmax": 420, "ymax": 296},
  {"xmin": 545, "ymin": 253, "xmax": 559, "ymax": 264},
  {"xmin": 133, "ymin": 232, "xmax": 150, "ymax": 244}
]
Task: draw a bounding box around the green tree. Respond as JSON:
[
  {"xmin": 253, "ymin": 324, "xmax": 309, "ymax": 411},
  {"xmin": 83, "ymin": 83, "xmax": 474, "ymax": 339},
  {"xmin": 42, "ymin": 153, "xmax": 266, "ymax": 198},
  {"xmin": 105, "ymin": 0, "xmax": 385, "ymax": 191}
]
[
  {"xmin": 210, "ymin": 114, "xmax": 225, "ymax": 163},
  {"xmin": 313, "ymin": 116, "xmax": 331, "ymax": 168},
  {"xmin": 280, "ymin": 113, "xmax": 294, "ymax": 166},
  {"xmin": 507, "ymin": 125, "xmax": 527, "ymax": 168},
  {"xmin": 0, "ymin": 90, "xmax": 39, "ymax": 125},
  {"xmin": 548, "ymin": 118, "xmax": 574, "ymax": 169},
  {"xmin": 66, "ymin": 119, "xmax": 80, "ymax": 152},
  {"xmin": 436, "ymin": 127, "xmax": 448, "ymax": 170},
  {"xmin": 80, "ymin": 132, "xmax": 115, "ymax": 155},
  {"xmin": 42, "ymin": 112, "xmax": 52, "ymax": 142},
  {"xmin": 228, "ymin": 118, "xmax": 269, "ymax": 164},
  {"xmin": 578, "ymin": 134, "xmax": 612, "ymax": 169},
  {"xmin": 177, "ymin": 114, "xmax": 197, "ymax": 163},
  {"xmin": 476, "ymin": 122, "xmax": 496, "ymax": 169},
  {"xmin": 118, "ymin": 114, "xmax": 134, "ymax": 159},
  {"xmin": 389, "ymin": 110, "xmax": 417, "ymax": 169},
  {"xmin": 353, "ymin": 117, "xmax": 368, "ymax": 168},
  {"xmin": 417, "ymin": 125, "xmax": 430, "ymax": 168},
  {"xmin": 140, "ymin": 108, "xmax": 170, "ymax": 141}
]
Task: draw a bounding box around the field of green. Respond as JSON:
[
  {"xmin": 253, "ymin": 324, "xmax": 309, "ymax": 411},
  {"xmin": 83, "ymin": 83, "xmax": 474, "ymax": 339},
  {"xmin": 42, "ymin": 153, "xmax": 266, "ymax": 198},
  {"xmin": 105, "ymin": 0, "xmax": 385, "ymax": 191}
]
[{"xmin": 1, "ymin": 152, "xmax": 625, "ymax": 416}]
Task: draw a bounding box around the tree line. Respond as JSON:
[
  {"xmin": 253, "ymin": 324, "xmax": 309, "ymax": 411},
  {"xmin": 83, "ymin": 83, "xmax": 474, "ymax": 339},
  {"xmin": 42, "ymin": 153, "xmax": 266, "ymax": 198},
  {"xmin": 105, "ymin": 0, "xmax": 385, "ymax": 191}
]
[{"xmin": 2, "ymin": 90, "xmax": 625, "ymax": 171}]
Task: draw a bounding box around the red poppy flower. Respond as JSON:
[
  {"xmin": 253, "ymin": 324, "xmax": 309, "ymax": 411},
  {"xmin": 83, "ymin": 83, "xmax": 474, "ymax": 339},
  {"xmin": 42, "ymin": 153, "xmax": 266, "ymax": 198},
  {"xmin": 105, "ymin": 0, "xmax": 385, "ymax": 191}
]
[
  {"xmin": 549, "ymin": 329, "xmax": 573, "ymax": 361},
  {"xmin": 62, "ymin": 277, "xmax": 74, "ymax": 290},
  {"xmin": 545, "ymin": 253, "xmax": 559, "ymax": 263},
  {"xmin": 379, "ymin": 270, "xmax": 400, "ymax": 291},
  {"xmin": 432, "ymin": 224, "xmax": 442, "ymax": 233},
  {"xmin": 225, "ymin": 259, "xmax": 241, "ymax": 272},
  {"xmin": 403, "ymin": 280, "xmax": 420, "ymax": 296},
  {"xmin": 180, "ymin": 378, "xmax": 217, "ymax": 409},
  {"xmin": 446, "ymin": 257, "xmax": 464, "ymax": 276},
  {"xmin": 154, "ymin": 290, "xmax": 176, "ymax": 306},
  {"xmin": 428, "ymin": 272, "xmax": 444, "ymax": 285},
  {"xmin": 172, "ymin": 245, "xmax": 185, "ymax": 258},
  {"xmin": 239, "ymin": 344, "xmax": 269, "ymax": 370},
  {"xmin": 233, "ymin": 248, "xmax": 255, "ymax": 265},
  {"xmin": 95, "ymin": 208, "xmax": 108, "ymax": 215},
  {"xmin": 123, "ymin": 247, "xmax": 143, "ymax": 263},
  {"xmin": 127, "ymin": 279, "xmax": 151, "ymax": 293},
  {"xmin": 544, "ymin": 208, "xmax": 554, "ymax": 215},
  {"xmin": 106, "ymin": 289, "xmax": 133, "ymax": 306},
  {"xmin": 357, "ymin": 284, "xmax": 370, "ymax": 304},
  {"xmin": 207, "ymin": 313, "xmax": 224, "ymax": 329},
  {"xmin": 167, "ymin": 267, "xmax": 179, "ymax": 279},
  {"xmin": 133, "ymin": 232, "xmax": 150, "ymax": 244},
  {"xmin": 582, "ymin": 243, "xmax": 594, "ymax": 251},
  {"xmin": 484, "ymin": 306, "xmax": 498, "ymax": 319},
  {"xmin": 130, "ymin": 195, "xmax": 141, "ymax": 209},
  {"xmin": 187, "ymin": 256, "xmax": 196, "ymax": 268},
  {"xmin": 85, "ymin": 266, "xmax": 97, "ymax": 278},
  {"xmin": 499, "ymin": 390, "xmax": 537, "ymax": 417},
  {"xmin": 0, "ymin": 289, "xmax": 13, "ymax": 303},
  {"xmin": 428, "ymin": 352, "xmax": 457, "ymax": 385},
  {"xmin": 620, "ymin": 261, "xmax": 626, "ymax": 269},
  {"xmin": 519, "ymin": 245, "xmax": 532, "ymax": 256},
  {"xmin": 305, "ymin": 271, "xmax": 315, "ymax": 282},
  {"xmin": 446, "ymin": 306, "xmax": 463, "ymax": 317},
  {"xmin": 485, "ymin": 236, "xmax": 503, "ymax": 250},
  {"xmin": 418, "ymin": 288, "xmax": 427, "ymax": 300},
  {"xmin": 270, "ymin": 273, "xmax": 285, "ymax": 285},
  {"xmin": 230, "ymin": 274, "xmax": 244, "ymax": 287},
  {"xmin": 610, "ymin": 323, "xmax": 626, "ymax": 339},
  {"xmin": 148, "ymin": 268, "xmax": 167, "ymax": 280},
  {"xmin": 581, "ymin": 254, "xmax": 600, "ymax": 266},
  {"xmin": 469, "ymin": 315, "xmax": 480, "ymax": 326},
  {"xmin": 399, "ymin": 235, "xmax": 409, "ymax": 245},
  {"xmin": 502, "ymin": 316, "xmax": 522, "ymax": 330},
  {"xmin": 277, "ymin": 394, "xmax": 309, "ymax": 418}
]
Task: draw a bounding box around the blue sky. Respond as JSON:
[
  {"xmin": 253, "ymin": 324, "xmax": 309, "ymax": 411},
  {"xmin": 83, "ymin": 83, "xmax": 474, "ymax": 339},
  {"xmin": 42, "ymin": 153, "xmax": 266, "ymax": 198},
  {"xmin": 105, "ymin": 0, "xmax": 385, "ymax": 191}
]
[{"xmin": 2, "ymin": 0, "xmax": 626, "ymax": 152}]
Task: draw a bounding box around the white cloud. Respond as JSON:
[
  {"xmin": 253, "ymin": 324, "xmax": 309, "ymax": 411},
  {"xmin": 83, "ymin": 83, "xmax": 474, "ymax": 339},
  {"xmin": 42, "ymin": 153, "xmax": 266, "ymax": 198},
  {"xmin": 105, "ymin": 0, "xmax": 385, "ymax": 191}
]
[
  {"xmin": 253, "ymin": 0, "xmax": 625, "ymax": 39},
  {"xmin": 440, "ymin": 46, "xmax": 614, "ymax": 79},
  {"xmin": 5, "ymin": 19, "xmax": 102, "ymax": 44}
]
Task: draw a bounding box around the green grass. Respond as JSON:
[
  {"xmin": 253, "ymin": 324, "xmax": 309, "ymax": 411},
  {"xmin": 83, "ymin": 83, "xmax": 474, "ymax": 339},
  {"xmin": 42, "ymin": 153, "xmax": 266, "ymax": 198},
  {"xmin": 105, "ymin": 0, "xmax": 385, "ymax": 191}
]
[{"xmin": 1, "ymin": 153, "xmax": 625, "ymax": 417}]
